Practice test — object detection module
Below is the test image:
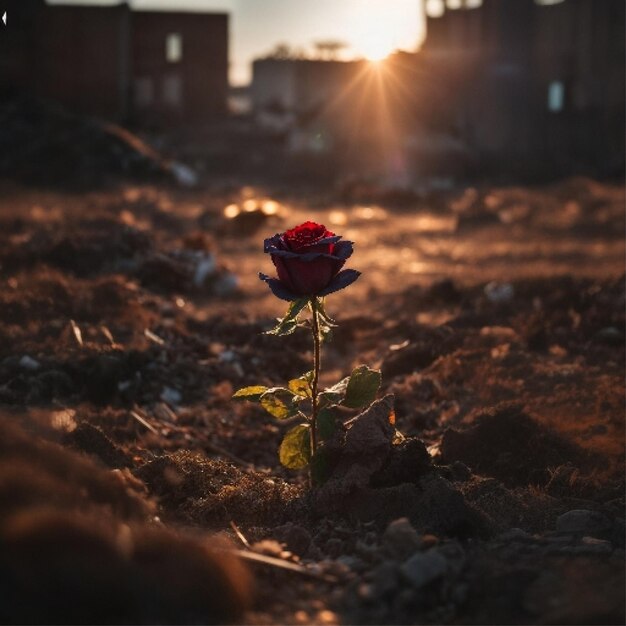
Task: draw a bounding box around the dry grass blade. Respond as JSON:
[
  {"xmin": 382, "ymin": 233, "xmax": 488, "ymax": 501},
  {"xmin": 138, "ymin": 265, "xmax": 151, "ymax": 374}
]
[
  {"xmin": 130, "ymin": 409, "xmax": 159, "ymax": 435},
  {"xmin": 229, "ymin": 521, "xmax": 251, "ymax": 549},
  {"xmin": 144, "ymin": 328, "xmax": 165, "ymax": 345},
  {"xmin": 228, "ymin": 549, "xmax": 338, "ymax": 583},
  {"xmin": 70, "ymin": 319, "xmax": 83, "ymax": 347}
]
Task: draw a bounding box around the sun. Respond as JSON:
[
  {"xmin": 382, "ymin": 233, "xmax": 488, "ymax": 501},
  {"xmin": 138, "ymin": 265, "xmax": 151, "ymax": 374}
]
[{"xmin": 359, "ymin": 33, "xmax": 396, "ymax": 62}]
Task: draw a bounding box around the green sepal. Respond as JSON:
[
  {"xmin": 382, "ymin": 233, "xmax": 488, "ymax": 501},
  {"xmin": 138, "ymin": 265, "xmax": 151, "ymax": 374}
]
[
  {"xmin": 232, "ymin": 385, "xmax": 269, "ymax": 402},
  {"xmin": 264, "ymin": 298, "xmax": 309, "ymax": 336},
  {"xmin": 343, "ymin": 365, "xmax": 382, "ymax": 409},
  {"xmin": 279, "ymin": 423, "xmax": 311, "ymax": 469}
]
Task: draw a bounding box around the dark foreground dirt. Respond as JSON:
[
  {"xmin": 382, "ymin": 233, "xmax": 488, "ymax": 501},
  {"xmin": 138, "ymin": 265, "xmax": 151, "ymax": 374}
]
[{"xmin": 0, "ymin": 176, "xmax": 623, "ymax": 625}]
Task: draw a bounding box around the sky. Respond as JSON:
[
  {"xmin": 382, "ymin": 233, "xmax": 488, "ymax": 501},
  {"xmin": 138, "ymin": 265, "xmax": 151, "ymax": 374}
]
[{"xmin": 47, "ymin": 0, "xmax": 426, "ymax": 85}]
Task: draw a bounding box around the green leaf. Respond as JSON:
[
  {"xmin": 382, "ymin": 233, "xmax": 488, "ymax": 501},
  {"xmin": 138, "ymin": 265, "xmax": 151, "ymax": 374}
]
[
  {"xmin": 318, "ymin": 376, "xmax": 349, "ymax": 407},
  {"xmin": 317, "ymin": 406, "xmax": 339, "ymax": 441},
  {"xmin": 279, "ymin": 423, "xmax": 311, "ymax": 469},
  {"xmin": 260, "ymin": 388, "xmax": 298, "ymax": 420},
  {"xmin": 264, "ymin": 298, "xmax": 309, "ymax": 336},
  {"xmin": 343, "ymin": 365, "xmax": 382, "ymax": 409},
  {"xmin": 232, "ymin": 385, "xmax": 268, "ymax": 402},
  {"xmin": 288, "ymin": 371, "xmax": 313, "ymax": 398}
]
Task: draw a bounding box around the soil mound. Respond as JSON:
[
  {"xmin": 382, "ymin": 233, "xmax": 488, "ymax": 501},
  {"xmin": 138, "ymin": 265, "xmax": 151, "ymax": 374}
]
[
  {"xmin": 0, "ymin": 96, "xmax": 172, "ymax": 187},
  {"xmin": 441, "ymin": 403, "xmax": 599, "ymax": 486},
  {"xmin": 0, "ymin": 416, "xmax": 250, "ymax": 624}
]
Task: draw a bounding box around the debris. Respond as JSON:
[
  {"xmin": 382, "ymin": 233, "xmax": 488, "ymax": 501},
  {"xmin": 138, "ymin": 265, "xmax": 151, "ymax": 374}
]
[
  {"xmin": 555, "ymin": 510, "xmax": 612, "ymax": 537},
  {"xmin": 145, "ymin": 328, "xmax": 166, "ymax": 346},
  {"xmin": 382, "ymin": 518, "xmax": 421, "ymax": 561},
  {"xmin": 130, "ymin": 409, "xmax": 159, "ymax": 435},
  {"xmin": 484, "ymin": 281, "xmax": 515, "ymax": 304},
  {"xmin": 69, "ymin": 319, "xmax": 83, "ymax": 347},
  {"xmin": 19, "ymin": 355, "xmax": 41, "ymax": 371},
  {"xmin": 160, "ymin": 386, "xmax": 182, "ymax": 406},
  {"xmin": 400, "ymin": 549, "xmax": 447, "ymax": 588}
]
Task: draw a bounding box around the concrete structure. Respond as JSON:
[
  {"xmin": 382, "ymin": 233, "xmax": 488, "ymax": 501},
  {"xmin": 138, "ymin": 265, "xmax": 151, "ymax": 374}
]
[
  {"xmin": 0, "ymin": 0, "xmax": 228, "ymax": 126},
  {"xmin": 419, "ymin": 0, "xmax": 625, "ymax": 178}
]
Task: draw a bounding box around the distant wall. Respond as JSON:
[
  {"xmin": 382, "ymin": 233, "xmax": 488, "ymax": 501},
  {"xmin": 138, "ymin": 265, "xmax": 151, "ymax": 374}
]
[
  {"xmin": 132, "ymin": 12, "xmax": 228, "ymax": 125},
  {"xmin": 421, "ymin": 0, "xmax": 625, "ymax": 179},
  {"xmin": 0, "ymin": 2, "xmax": 228, "ymax": 127}
]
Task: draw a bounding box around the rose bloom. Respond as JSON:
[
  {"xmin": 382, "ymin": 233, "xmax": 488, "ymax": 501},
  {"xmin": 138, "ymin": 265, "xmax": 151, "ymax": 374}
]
[{"xmin": 260, "ymin": 221, "xmax": 360, "ymax": 301}]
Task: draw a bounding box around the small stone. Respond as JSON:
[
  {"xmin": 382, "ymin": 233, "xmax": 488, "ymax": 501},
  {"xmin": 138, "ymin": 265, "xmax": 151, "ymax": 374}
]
[
  {"xmin": 382, "ymin": 517, "xmax": 421, "ymax": 560},
  {"xmin": 336, "ymin": 555, "xmax": 367, "ymax": 573},
  {"xmin": 594, "ymin": 326, "xmax": 624, "ymax": 346},
  {"xmin": 370, "ymin": 561, "xmax": 401, "ymax": 598},
  {"xmin": 273, "ymin": 523, "xmax": 311, "ymax": 557},
  {"xmin": 556, "ymin": 509, "xmax": 612, "ymax": 536},
  {"xmin": 160, "ymin": 386, "xmax": 182, "ymax": 406},
  {"xmin": 449, "ymin": 461, "xmax": 472, "ymax": 482},
  {"xmin": 400, "ymin": 549, "xmax": 447, "ymax": 589},
  {"xmin": 420, "ymin": 534, "xmax": 440, "ymax": 549},
  {"xmin": 19, "ymin": 355, "xmax": 41, "ymax": 371},
  {"xmin": 496, "ymin": 528, "xmax": 532, "ymax": 543},
  {"xmin": 484, "ymin": 281, "xmax": 514, "ymax": 304},
  {"xmin": 324, "ymin": 538, "xmax": 343, "ymax": 559}
]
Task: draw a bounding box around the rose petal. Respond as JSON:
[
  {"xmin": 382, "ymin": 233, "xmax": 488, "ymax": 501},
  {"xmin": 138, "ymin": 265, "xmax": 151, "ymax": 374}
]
[
  {"xmin": 317, "ymin": 269, "xmax": 361, "ymax": 296},
  {"xmin": 331, "ymin": 240, "xmax": 354, "ymax": 260},
  {"xmin": 258, "ymin": 273, "xmax": 300, "ymax": 301},
  {"xmin": 264, "ymin": 234, "xmax": 288, "ymax": 253}
]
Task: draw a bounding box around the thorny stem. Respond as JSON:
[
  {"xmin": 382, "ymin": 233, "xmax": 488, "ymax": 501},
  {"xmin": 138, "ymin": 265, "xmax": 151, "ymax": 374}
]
[{"xmin": 310, "ymin": 297, "xmax": 321, "ymax": 458}]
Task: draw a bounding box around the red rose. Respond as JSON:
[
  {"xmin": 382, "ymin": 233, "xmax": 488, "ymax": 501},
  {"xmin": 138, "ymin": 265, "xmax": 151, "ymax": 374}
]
[{"xmin": 260, "ymin": 221, "xmax": 360, "ymax": 300}]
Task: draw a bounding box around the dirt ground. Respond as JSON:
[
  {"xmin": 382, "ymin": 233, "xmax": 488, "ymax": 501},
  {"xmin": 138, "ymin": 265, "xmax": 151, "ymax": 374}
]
[{"xmin": 0, "ymin": 175, "xmax": 624, "ymax": 625}]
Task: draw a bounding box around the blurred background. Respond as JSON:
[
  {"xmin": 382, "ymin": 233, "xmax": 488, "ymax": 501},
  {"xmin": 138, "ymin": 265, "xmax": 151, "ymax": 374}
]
[{"xmin": 1, "ymin": 0, "xmax": 624, "ymax": 188}]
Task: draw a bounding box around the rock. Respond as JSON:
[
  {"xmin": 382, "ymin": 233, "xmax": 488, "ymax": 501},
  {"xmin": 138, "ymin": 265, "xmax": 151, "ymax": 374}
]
[
  {"xmin": 400, "ymin": 549, "xmax": 447, "ymax": 589},
  {"xmin": 272, "ymin": 523, "xmax": 311, "ymax": 557},
  {"xmin": 160, "ymin": 386, "xmax": 182, "ymax": 406},
  {"xmin": 313, "ymin": 395, "xmax": 396, "ymax": 505},
  {"xmin": 324, "ymin": 538, "xmax": 343, "ymax": 558},
  {"xmin": 336, "ymin": 555, "xmax": 367, "ymax": 573},
  {"xmin": 484, "ymin": 281, "xmax": 514, "ymax": 304},
  {"xmin": 370, "ymin": 438, "xmax": 433, "ymax": 488},
  {"xmin": 560, "ymin": 537, "xmax": 612, "ymax": 555},
  {"xmin": 382, "ymin": 518, "xmax": 421, "ymax": 561},
  {"xmin": 19, "ymin": 355, "xmax": 41, "ymax": 371},
  {"xmin": 496, "ymin": 528, "xmax": 533, "ymax": 543},
  {"xmin": 370, "ymin": 561, "xmax": 401, "ymax": 598},
  {"xmin": 594, "ymin": 326, "xmax": 624, "ymax": 346},
  {"xmin": 556, "ymin": 510, "xmax": 612, "ymax": 537}
]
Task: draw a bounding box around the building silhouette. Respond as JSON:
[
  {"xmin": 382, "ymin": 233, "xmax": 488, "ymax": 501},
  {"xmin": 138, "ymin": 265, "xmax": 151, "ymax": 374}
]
[
  {"xmin": 419, "ymin": 0, "xmax": 625, "ymax": 178},
  {"xmin": 0, "ymin": 0, "xmax": 228, "ymax": 127}
]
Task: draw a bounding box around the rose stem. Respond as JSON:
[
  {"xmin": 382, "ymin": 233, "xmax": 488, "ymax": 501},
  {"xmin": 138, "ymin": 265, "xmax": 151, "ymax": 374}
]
[{"xmin": 310, "ymin": 297, "xmax": 321, "ymax": 458}]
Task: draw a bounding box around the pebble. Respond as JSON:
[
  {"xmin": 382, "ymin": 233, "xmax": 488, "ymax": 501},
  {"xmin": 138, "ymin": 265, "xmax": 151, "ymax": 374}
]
[
  {"xmin": 19, "ymin": 355, "xmax": 41, "ymax": 371},
  {"xmin": 160, "ymin": 386, "xmax": 182, "ymax": 406},
  {"xmin": 382, "ymin": 517, "xmax": 421, "ymax": 560},
  {"xmin": 555, "ymin": 509, "xmax": 611, "ymax": 536},
  {"xmin": 594, "ymin": 326, "xmax": 624, "ymax": 346},
  {"xmin": 484, "ymin": 281, "xmax": 514, "ymax": 304},
  {"xmin": 400, "ymin": 549, "xmax": 447, "ymax": 589},
  {"xmin": 495, "ymin": 528, "xmax": 533, "ymax": 543},
  {"xmin": 370, "ymin": 561, "xmax": 400, "ymax": 598},
  {"xmin": 336, "ymin": 555, "xmax": 367, "ymax": 573}
]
